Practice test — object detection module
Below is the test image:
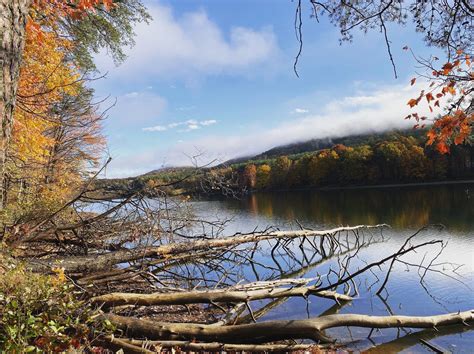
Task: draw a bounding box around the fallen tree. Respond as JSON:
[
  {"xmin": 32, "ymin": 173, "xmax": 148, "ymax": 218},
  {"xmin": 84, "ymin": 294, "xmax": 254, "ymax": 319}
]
[
  {"xmin": 91, "ymin": 279, "xmax": 352, "ymax": 308},
  {"xmin": 29, "ymin": 224, "xmax": 387, "ymax": 274},
  {"xmin": 105, "ymin": 309, "xmax": 474, "ymax": 344}
]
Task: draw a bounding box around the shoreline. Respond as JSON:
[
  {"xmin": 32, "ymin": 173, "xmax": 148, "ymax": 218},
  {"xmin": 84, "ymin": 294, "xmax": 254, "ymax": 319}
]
[
  {"xmin": 250, "ymin": 179, "xmax": 474, "ymax": 195},
  {"xmin": 319, "ymin": 179, "xmax": 474, "ymax": 191}
]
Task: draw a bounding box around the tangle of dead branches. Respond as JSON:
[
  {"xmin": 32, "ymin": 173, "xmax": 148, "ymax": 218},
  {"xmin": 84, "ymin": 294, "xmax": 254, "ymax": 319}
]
[{"xmin": 4, "ymin": 172, "xmax": 472, "ymax": 352}]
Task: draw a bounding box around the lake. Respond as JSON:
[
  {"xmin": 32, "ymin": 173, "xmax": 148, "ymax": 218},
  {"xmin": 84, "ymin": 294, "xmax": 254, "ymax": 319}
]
[{"xmin": 191, "ymin": 182, "xmax": 474, "ymax": 353}]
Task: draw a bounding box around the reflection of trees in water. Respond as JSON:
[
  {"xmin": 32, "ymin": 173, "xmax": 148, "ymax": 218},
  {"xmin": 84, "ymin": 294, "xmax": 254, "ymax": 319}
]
[{"xmin": 242, "ymin": 184, "xmax": 473, "ymax": 231}]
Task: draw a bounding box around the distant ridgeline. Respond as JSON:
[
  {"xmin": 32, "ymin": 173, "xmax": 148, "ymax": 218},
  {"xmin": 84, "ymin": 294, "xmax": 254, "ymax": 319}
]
[{"xmin": 97, "ymin": 129, "xmax": 474, "ymax": 197}]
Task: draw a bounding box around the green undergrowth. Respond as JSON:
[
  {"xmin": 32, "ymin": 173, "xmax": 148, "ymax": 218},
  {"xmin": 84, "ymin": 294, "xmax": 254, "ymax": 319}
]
[{"xmin": 0, "ymin": 253, "xmax": 111, "ymax": 353}]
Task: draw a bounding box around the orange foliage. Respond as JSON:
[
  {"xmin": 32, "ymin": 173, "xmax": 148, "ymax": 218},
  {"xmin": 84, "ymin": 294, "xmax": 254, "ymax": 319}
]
[
  {"xmin": 8, "ymin": 4, "xmax": 105, "ymax": 216},
  {"xmin": 406, "ymin": 49, "xmax": 473, "ymax": 153},
  {"xmin": 13, "ymin": 25, "xmax": 79, "ymax": 166},
  {"xmin": 26, "ymin": 1, "xmax": 116, "ymax": 49},
  {"xmin": 31, "ymin": 0, "xmax": 115, "ymax": 21}
]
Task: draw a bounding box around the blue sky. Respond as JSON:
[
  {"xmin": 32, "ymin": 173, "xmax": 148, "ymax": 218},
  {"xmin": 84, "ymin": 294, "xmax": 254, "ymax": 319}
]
[{"xmin": 93, "ymin": 0, "xmax": 438, "ymax": 177}]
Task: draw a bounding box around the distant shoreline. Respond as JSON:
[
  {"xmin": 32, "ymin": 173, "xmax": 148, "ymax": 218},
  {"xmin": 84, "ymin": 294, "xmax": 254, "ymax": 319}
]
[
  {"xmin": 319, "ymin": 179, "xmax": 474, "ymax": 191},
  {"xmin": 251, "ymin": 179, "xmax": 474, "ymax": 194}
]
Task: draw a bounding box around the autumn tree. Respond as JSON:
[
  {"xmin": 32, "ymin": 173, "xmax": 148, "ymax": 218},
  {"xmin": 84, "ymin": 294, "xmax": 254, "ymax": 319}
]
[
  {"xmin": 0, "ymin": 1, "xmax": 148, "ymax": 229},
  {"xmin": 5, "ymin": 18, "xmax": 104, "ymax": 224},
  {"xmin": 287, "ymin": 156, "xmax": 310, "ymax": 187},
  {"xmin": 256, "ymin": 164, "xmax": 272, "ymax": 189},
  {"xmin": 271, "ymin": 156, "xmax": 292, "ymax": 187},
  {"xmin": 374, "ymin": 140, "xmax": 405, "ymax": 181},
  {"xmin": 308, "ymin": 149, "xmax": 340, "ymax": 186},
  {"xmin": 296, "ymin": 0, "xmax": 473, "ymax": 152},
  {"xmin": 373, "ymin": 137, "xmax": 429, "ymax": 182},
  {"xmin": 339, "ymin": 145, "xmax": 374, "ymax": 184},
  {"xmin": 398, "ymin": 137, "xmax": 430, "ymax": 180},
  {"xmin": 242, "ymin": 164, "xmax": 257, "ymax": 189},
  {"xmin": 0, "ymin": 0, "xmax": 149, "ymax": 212}
]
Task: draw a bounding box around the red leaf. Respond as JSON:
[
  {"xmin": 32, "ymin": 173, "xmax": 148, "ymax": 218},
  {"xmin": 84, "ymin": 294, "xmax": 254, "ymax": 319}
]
[
  {"xmin": 442, "ymin": 62, "xmax": 454, "ymax": 75},
  {"xmin": 437, "ymin": 142, "xmax": 450, "ymax": 154},
  {"xmin": 427, "ymin": 130, "xmax": 436, "ymax": 145},
  {"xmin": 454, "ymin": 135, "xmax": 464, "ymax": 145}
]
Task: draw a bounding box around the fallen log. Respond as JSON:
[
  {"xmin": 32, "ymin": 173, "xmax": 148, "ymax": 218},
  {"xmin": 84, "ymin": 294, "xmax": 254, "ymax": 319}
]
[
  {"xmin": 30, "ymin": 224, "xmax": 387, "ymax": 273},
  {"xmin": 105, "ymin": 309, "xmax": 474, "ymax": 344},
  {"xmin": 112, "ymin": 338, "xmax": 328, "ymax": 352},
  {"xmin": 92, "ymin": 284, "xmax": 352, "ymax": 308}
]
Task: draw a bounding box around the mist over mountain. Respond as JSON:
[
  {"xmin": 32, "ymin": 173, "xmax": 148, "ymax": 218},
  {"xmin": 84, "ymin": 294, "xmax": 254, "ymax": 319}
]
[{"xmin": 217, "ymin": 128, "xmax": 426, "ymax": 168}]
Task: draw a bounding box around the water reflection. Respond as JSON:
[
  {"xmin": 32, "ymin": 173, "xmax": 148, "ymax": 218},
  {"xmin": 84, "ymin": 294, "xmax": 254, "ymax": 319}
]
[
  {"xmin": 194, "ymin": 183, "xmax": 474, "ymax": 352},
  {"xmin": 234, "ymin": 183, "xmax": 474, "ymax": 231}
]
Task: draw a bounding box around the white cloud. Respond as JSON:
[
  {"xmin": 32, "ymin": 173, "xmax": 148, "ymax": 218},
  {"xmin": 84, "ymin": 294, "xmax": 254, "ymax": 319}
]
[
  {"xmin": 293, "ymin": 108, "xmax": 309, "ymax": 114},
  {"xmin": 200, "ymin": 119, "xmax": 217, "ymax": 126},
  {"xmin": 143, "ymin": 125, "xmax": 167, "ymax": 132},
  {"xmin": 96, "ymin": 4, "xmax": 280, "ymax": 80},
  {"xmin": 108, "ymin": 82, "xmax": 433, "ymax": 177},
  {"xmin": 143, "ymin": 119, "xmax": 218, "ymax": 133},
  {"xmin": 187, "ymin": 124, "xmax": 199, "ymax": 130}
]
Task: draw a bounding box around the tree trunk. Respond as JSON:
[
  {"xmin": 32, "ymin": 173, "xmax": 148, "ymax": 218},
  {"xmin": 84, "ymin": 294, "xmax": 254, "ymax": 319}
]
[
  {"xmin": 105, "ymin": 309, "xmax": 474, "ymax": 344},
  {"xmin": 91, "ymin": 281, "xmax": 352, "ymax": 308},
  {"xmin": 0, "ymin": 0, "xmax": 31, "ymax": 209}
]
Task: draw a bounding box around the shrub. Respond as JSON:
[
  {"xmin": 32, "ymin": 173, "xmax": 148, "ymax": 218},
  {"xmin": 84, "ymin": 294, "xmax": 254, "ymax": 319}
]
[{"xmin": 0, "ymin": 256, "xmax": 105, "ymax": 352}]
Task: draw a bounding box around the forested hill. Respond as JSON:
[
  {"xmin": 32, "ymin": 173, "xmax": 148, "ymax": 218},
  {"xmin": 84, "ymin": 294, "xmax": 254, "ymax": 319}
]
[
  {"xmin": 222, "ymin": 129, "xmax": 428, "ymax": 166},
  {"xmin": 97, "ymin": 129, "xmax": 474, "ymax": 197}
]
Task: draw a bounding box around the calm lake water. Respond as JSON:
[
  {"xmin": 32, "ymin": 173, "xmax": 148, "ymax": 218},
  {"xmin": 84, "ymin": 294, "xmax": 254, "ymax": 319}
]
[{"xmin": 192, "ymin": 182, "xmax": 474, "ymax": 353}]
